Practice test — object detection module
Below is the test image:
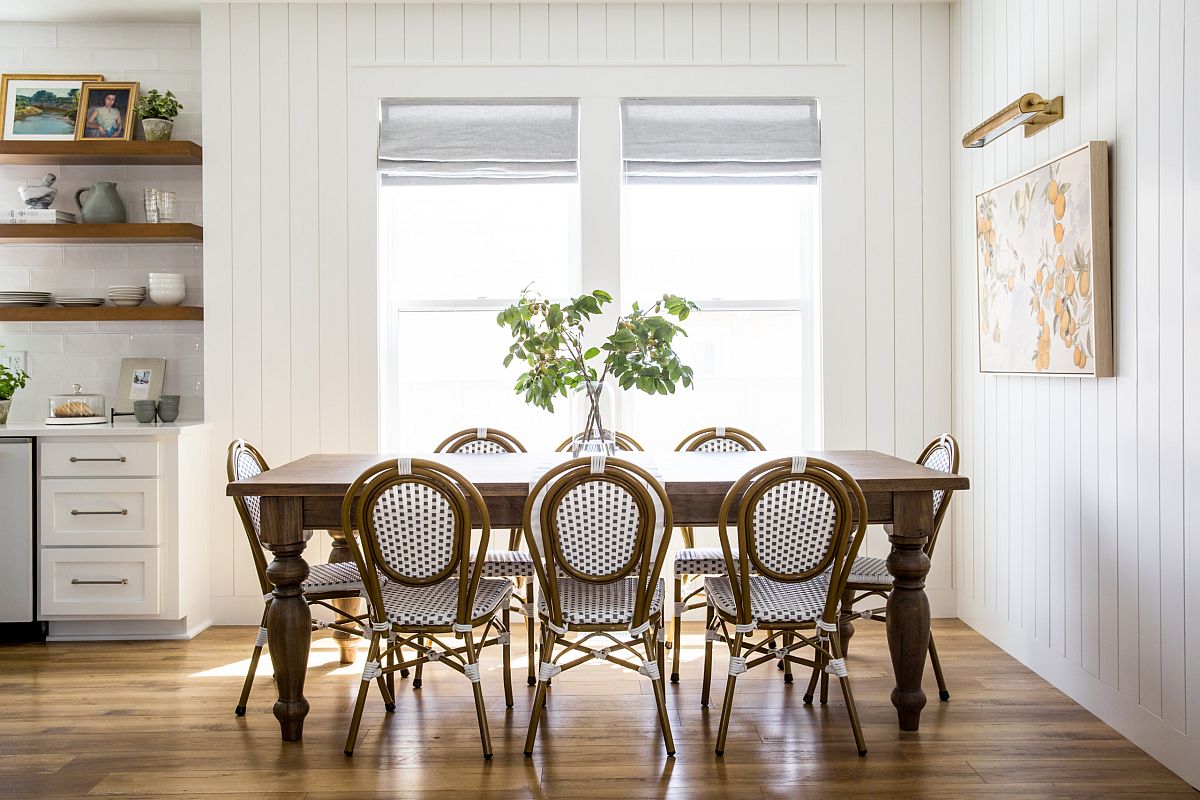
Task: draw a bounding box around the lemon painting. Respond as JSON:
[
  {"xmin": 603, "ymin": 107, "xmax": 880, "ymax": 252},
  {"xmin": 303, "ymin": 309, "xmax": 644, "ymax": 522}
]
[{"xmin": 975, "ymin": 141, "xmax": 1112, "ymax": 376}]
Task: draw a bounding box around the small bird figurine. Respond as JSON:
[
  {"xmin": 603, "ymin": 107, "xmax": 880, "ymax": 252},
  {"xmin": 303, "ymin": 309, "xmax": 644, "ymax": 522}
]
[{"xmin": 18, "ymin": 172, "xmax": 58, "ymax": 209}]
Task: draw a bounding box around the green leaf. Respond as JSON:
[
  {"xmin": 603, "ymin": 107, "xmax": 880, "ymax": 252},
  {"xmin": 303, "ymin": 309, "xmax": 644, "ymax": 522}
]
[{"xmin": 584, "ymin": 346, "xmax": 600, "ymax": 360}]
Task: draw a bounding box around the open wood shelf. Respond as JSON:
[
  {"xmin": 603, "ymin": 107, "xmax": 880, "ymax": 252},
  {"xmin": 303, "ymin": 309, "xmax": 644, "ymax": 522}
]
[
  {"xmin": 0, "ymin": 140, "xmax": 202, "ymax": 166},
  {"xmin": 0, "ymin": 306, "xmax": 203, "ymax": 322},
  {"xmin": 0, "ymin": 223, "xmax": 202, "ymax": 243}
]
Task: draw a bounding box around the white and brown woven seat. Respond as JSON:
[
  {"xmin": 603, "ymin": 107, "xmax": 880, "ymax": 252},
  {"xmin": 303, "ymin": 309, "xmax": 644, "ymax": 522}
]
[
  {"xmin": 522, "ymin": 456, "xmax": 676, "ymax": 758},
  {"xmin": 436, "ymin": 427, "xmax": 537, "ymax": 686},
  {"xmin": 669, "ymin": 427, "xmax": 766, "ymax": 683},
  {"xmin": 227, "ymin": 439, "xmax": 383, "ymax": 719},
  {"xmin": 817, "ymin": 434, "xmax": 960, "ymax": 703},
  {"xmin": 704, "ymin": 456, "xmax": 869, "ymax": 757},
  {"xmin": 341, "ymin": 457, "xmax": 513, "ymax": 759}
]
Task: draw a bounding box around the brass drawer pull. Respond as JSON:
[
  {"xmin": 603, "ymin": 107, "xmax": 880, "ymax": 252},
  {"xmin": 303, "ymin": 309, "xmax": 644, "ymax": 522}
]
[
  {"xmin": 70, "ymin": 578, "xmax": 129, "ymax": 586},
  {"xmin": 69, "ymin": 456, "xmax": 127, "ymax": 463},
  {"xmin": 70, "ymin": 509, "xmax": 129, "ymax": 516}
]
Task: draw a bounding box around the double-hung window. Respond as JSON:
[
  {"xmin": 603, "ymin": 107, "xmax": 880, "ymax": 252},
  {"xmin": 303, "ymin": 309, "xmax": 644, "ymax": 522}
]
[{"xmin": 379, "ymin": 95, "xmax": 820, "ymax": 451}]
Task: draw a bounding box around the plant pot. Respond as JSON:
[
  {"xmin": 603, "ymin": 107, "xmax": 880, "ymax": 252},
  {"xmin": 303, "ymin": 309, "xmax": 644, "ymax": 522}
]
[
  {"xmin": 140, "ymin": 118, "xmax": 174, "ymax": 141},
  {"xmin": 0, "ymin": 399, "xmax": 11, "ymax": 425}
]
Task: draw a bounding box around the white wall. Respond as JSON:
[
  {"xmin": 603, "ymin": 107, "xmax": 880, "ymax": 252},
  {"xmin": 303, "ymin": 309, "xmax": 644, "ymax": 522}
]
[
  {"xmin": 951, "ymin": 0, "xmax": 1199, "ymax": 788},
  {"xmin": 0, "ymin": 23, "xmax": 204, "ymax": 422},
  {"xmin": 201, "ymin": 2, "xmax": 953, "ymax": 621}
]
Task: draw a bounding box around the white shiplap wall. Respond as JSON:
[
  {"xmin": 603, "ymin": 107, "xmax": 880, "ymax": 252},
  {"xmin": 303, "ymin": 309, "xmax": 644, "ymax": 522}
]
[
  {"xmin": 201, "ymin": 3, "xmax": 953, "ymax": 622},
  {"xmin": 951, "ymin": 0, "xmax": 1199, "ymax": 788}
]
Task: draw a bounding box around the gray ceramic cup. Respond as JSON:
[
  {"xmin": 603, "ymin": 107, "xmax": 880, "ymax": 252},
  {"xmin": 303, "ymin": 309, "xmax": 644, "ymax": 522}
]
[
  {"xmin": 133, "ymin": 400, "xmax": 158, "ymax": 423},
  {"xmin": 156, "ymin": 395, "xmax": 180, "ymax": 423}
]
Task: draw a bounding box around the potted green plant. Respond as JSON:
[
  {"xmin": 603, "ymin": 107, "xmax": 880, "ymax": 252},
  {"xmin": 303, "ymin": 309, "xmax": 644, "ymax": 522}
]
[
  {"xmin": 0, "ymin": 349, "xmax": 29, "ymax": 425},
  {"xmin": 134, "ymin": 89, "xmax": 184, "ymax": 141},
  {"xmin": 497, "ymin": 288, "xmax": 697, "ymax": 455}
]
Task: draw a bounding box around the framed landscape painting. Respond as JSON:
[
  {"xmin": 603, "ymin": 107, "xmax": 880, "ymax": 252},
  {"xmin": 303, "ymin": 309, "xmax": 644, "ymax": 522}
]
[
  {"xmin": 976, "ymin": 141, "xmax": 1112, "ymax": 376},
  {"xmin": 0, "ymin": 74, "xmax": 103, "ymax": 141}
]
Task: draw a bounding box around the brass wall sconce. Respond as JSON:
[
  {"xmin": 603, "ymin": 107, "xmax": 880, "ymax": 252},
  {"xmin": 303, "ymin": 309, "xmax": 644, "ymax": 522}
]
[{"xmin": 962, "ymin": 92, "xmax": 1064, "ymax": 148}]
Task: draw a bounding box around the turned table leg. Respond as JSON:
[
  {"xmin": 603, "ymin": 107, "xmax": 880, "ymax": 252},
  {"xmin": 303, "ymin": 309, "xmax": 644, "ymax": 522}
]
[
  {"xmin": 260, "ymin": 496, "xmax": 311, "ymax": 742},
  {"xmin": 327, "ymin": 529, "xmax": 360, "ymax": 665},
  {"xmin": 886, "ymin": 490, "xmax": 934, "ymax": 732}
]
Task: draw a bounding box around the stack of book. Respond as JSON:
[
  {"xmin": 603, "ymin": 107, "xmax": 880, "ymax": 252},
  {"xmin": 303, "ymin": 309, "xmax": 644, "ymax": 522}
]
[{"xmin": 3, "ymin": 208, "xmax": 77, "ymax": 224}]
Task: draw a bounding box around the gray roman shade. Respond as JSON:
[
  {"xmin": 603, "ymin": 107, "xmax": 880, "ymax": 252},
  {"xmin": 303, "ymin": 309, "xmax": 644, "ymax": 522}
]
[
  {"xmin": 379, "ymin": 98, "xmax": 579, "ymax": 184},
  {"xmin": 621, "ymin": 98, "xmax": 820, "ymax": 183}
]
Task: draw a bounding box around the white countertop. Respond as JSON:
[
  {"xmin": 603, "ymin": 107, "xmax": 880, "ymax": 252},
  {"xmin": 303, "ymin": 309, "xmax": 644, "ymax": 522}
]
[{"xmin": 0, "ymin": 420, "xmax": 211, "ymax": 437}]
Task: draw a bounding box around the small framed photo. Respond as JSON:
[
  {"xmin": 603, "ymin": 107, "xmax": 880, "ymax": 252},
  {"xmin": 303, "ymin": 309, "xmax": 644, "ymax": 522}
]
[
  {"xmin": 0, "ymin": 73, "xmax": 103, "ymax": 141},
  {"xmin": 115, "ymin": 357, "xmax": 166, "ymax": 412},
  {"xmin": 75, "ymin": 81, "xmax": 138, "ymax": 141}
]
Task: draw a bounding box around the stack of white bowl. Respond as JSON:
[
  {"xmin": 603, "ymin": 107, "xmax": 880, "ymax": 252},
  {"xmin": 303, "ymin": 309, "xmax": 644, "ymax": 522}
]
[
  {"xmin": 108, "ymin": 286, "xmax": 147, "ymax": 307},
  {"xmin": 148, "ymin": 273, "xmax": 186, "ymax": 307}
]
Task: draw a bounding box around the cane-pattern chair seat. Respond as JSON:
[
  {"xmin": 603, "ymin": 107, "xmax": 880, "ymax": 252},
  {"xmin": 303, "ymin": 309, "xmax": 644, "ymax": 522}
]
[
  {"xmin": 704, "ymin": 573, "xmax": 830, "ymax": 625},
  {"xmin": 477, "ymin": 549, "xmax": 536, "ymax": 578},
  {"xmin": 848, "ymin": 556, "xmax": 893, "ymax": 586},
  {"xmin": 302, "ymin": 561, "xmax": 365, "ymax": 594},
  {"xmin": 537, "ymin": 576, "xmax": 665, "ymax": 628},
  {"xmin": 378, "ymin": 577, "xmax": 513, "ymax": 629},
  {"xmin": 674, "ymin": 547, "xmax": 737, "ymax": 577}
]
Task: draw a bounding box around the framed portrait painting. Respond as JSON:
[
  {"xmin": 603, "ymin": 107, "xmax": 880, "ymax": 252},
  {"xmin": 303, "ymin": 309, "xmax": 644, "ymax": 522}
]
[
  {"xmin": 0, "ymin": 73, "xmax": 103, "ymax": 141},
  {"xmin": 75, "ymin": 81, "xmax": 138, "ymax": 141},
  {"xmin": 976, "ymin": 141, "xmax": 1113, "ymax": 376}
]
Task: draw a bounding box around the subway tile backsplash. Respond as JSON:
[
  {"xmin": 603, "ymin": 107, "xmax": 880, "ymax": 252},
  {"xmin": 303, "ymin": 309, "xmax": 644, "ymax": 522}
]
[{"xmin": 0, "ymin": 22, "xmax": 203, "ymax": 424}]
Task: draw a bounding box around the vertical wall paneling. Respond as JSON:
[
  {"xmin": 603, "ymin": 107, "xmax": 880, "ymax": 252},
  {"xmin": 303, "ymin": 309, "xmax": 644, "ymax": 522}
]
[
  {"xmin": 404, "ymin": 3, "xmax": 434, "ymax": 63},
  {"xmin": 576, "ymin": 4, "xmax": 607, "ymax": 62},
  {"xmin": 490, "ymin": 3, "xmax": 520, "ymax": 63},
  {"xmin": 662, "ymin": 3, "xmax": 693, "ymax": 63},
  {"xmin": 778, "ymin": 3, "xmax": 807, "ymax": 63},
  {"xmin": 345, "ymin": 2, "xmax": 376, "ymax": 64},
  {"xmin": 200, "ymin": 4, "xmax": 235, "ymax": 601},
  {"xmin": 605, "ymin": 3, "xmax": 636, "ymax": 62},
  {"xmin": 807, "ymin": 3, "xmax": 836, "ymax": 63},
  {"xmin": 634, "ymin": 3, "xmax": 665, "ymax": 63},
  {"xmin": 953, "ymin": 0, "xmax": 1200, "ymax": 785},
  {"xmin": 547, "ymin": 4, "xmax": 578, "ymax": 62},
  {"xmin": 690, "ymin": 4, "xmax": 722, "ymax": 62},
  {"xmin": 719, "ymin": 4, "xmax": 750, "ymax": 63},
  {"xmin": 748, "ymin": 4, "xmax": 779, "ymax": 64},
  {"xmin": 376, "ymin": 3, "xmax": 404, "ymax": 62},
  {"xmin": 520, "ymin": 3, "xmax": 550, "ymax": 63},
  {"xmin": 461, "ymin": 3, "xmax": 492, "ymax": 61},
  {"xmin": 433, "ymin": 3, "xmax": 464, "ymax": 63}
]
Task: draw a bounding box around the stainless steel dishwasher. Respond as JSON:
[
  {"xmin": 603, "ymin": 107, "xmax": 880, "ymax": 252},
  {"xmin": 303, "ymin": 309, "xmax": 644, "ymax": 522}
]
[{"xmin": 0, "ymin": 437, "xmax": 43, "ymax": 641}]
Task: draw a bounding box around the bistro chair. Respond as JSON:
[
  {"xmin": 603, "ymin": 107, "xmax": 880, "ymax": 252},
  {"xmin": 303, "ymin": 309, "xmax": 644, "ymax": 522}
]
[
  {"xmin": 805, "ymin": 434, "xmax": 960, "ymax": 704},
  {"xmin": 523, "ymin": 455, "xmax": 676, "ymax": 757},
  {"xmin": 669, "ymin": 426, "xmax": 767, "ymax": 682},
  {"xmin": 435, "ymin": 427, "xmax": 537, "ymax": 686},
  {"xmin": 226, "ymin": 439, "xmax": 392, "ymax": 717},
  {"xmin": 554, "ymin": 429, "xmax": 645, "ymax": 453},
  {"xmin": 704, "ymin": 456, "xmax": 869, "ymax": 756},
  {"xmin": 340, "ymin": 458, "xmax": 513, "ymax": 758}
]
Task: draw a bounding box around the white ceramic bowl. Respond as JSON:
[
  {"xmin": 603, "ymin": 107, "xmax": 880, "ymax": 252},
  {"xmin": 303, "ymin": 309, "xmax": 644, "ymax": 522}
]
[
  {"xmin": 110, "ymin": 298, "xmax": 145, "ymax": 307},
  {"xmin": 149, "ymin": 287, "xmax": 186, "ymax": 307}
]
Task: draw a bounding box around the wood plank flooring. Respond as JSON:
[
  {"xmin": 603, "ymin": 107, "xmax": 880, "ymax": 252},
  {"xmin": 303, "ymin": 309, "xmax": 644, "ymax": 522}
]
[{"xmin": 0, "ymin": 620, "xmax": 1192, "ymax": 798}]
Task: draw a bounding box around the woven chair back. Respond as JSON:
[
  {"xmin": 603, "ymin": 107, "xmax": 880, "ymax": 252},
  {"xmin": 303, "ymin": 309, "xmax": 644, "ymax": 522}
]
[
  {"xmin": 675, "ymin": 426, "xmax": 766, "ymax": 453},
  {"xmin": 435, "ymin": 427, "xmax": 527, "ymax": 455},
  {"xmin": 227, "ymin": 439, "xmax": 273, "ymax": 595}
]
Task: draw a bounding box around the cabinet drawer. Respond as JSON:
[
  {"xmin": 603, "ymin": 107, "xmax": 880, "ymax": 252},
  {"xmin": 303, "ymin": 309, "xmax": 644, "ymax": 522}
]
[
  {"xmin": 40, "ymin": 441, "xmax": 159, "ymax": 478},
  {"xmin": 40, "ymin": 479, "xmax": 159, "ymax": 547},
  {"xmin": 40, "ymin": 548, "xmax": 160, "ymax": 616}
]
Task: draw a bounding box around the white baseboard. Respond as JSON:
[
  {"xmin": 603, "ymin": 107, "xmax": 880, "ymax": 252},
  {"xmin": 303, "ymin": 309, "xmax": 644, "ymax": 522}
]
[
  {"xmin": 46, "ymin": 616, "xmax": 211, "ymax": 641},
  {"xmin": 958, "ymin": 596, "xmax": 1198, "ymax": 790}
]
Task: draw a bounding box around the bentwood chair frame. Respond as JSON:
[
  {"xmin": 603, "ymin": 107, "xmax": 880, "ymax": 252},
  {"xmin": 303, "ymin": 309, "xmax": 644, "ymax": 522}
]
[
  {"xmin": 669, "ymin": 426, "xmax": 767, "ymax": 682},
  {"xmin": 805, "ymin": 434, "xmax": 960, "ymax": 705},
  {"xmin": 227, "ymin": 439, "xmax": 392, "ymax": 717},
  {"xmin": 341, "ymin": 458, "xmax": 513, "ymax": 758},
  {"xmin": 704, "ymin": 456, "xmax": 869, "ymax": 756},
  {"xmin": 554, "ymin": 429, "xmax": 645, "ymax": 453},
  {"xmin": 435, "ymin": 426, "xmax": 537, "ymax": 686},
  {"xmin": 523, "ymin": 456, "xmax": 676, "ymax": 757}
]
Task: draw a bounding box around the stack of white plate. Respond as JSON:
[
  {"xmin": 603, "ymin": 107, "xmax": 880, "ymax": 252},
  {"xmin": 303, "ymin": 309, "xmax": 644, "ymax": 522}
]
[
  {"xmin": 0, "ymin": 291, "xmax": 53, "ymax": 307},
  {"xmin": 108, "ymin": 286, "xmax": 147, "ymax": 307},
  {"xmin": 56, "ymin": 296, "xmax": 105, "ymax": 307}
]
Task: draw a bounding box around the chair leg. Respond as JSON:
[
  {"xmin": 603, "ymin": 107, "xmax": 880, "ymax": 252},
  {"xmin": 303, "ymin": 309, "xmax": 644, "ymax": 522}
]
[
  {"xmin": 523, "ymin": 630, "xmax": 557, "ymax": 757},
  {"xmin": 803, "ymin": 659, "xmax": 821, "ymax": 705},
  {"xmin": 643, "ymin": 633, "xmax": 676, "ymax": 757},
  {"xmin": 830, "ymin": 634, "xmax": 867, "ymax": 756},
  {"xmin": 508, "ymin": 527, "xmax": 522, "ymax": 551},
  {"xmin": 525, "ymin": 581, "xmax": 536, "ymax": 686},
  {"xmin": 671, "ymin": 575, "xmax": 683, "ymax": 682},
  {"xmin": 344, "ymin": 632, "xmax": 382, "ymax": 756},
  {"xmin": 235, "ymin": 610, "xmax": 269, "ymax": 716},
  {"xmin": 502, "ymin": 609, "xmax": 514, "ymax": 709},
  {"xmin": 681, "ymin": 525, "xmax": 695, "ymax": 549},
  {"xmin": 782, "ymin": 632, "xmax": 794, "ymax": 683},
  {"xmin": 929, "ymin": 632, "xmax": 950, "ymax": 701},
  {"xmin": 413, "ymin": 636, "xmax": 425, "ymax": 689},
  {"xmin": 460, "ymin": 631, "xmax": 493, "ymax": 760},
  {"xmin": 385, "ymin": 641, "xmax": 396, "ymax": 702},
  {"xmin": 714, "ymin": 632, "xmax": 744, "ymax": 756},
  {"xmin": 701, "ymin": 604, "xmax": 715, "ymax": 707},
  {"xmin": 398, "ymin": 644, "xmax": 410, "ymax": 679},
  {"xmin": 376, "ymin": 649, "xmax": 396, "ymax": 713}
]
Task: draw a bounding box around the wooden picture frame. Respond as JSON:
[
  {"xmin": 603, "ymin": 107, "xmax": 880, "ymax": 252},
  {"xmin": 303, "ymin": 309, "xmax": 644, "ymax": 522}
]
[
  {"xmin": 115, "ymin": 357, "xmax": 166, "ymax": 413},
  {"xmin": 0, "ymin": 73, "xmax": 103, "ymax": 141},
  {"xmin": 975, "ymin": 140, "xmax": 1112, "ymax": 376},
  {"xmin": 74, "ymin": 81, "xmax": 138, "ymax": 142}
]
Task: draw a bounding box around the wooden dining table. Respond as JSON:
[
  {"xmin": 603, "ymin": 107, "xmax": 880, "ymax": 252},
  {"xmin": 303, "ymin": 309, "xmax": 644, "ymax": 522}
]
[{"xmin": 227, "ymin": 449, "xmax": 969, "ymax": 743}]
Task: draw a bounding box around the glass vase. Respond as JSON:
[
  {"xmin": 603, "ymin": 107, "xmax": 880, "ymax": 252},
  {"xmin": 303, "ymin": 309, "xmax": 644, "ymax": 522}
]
[{"xmin": 569, "ymin": 380, "xmax": 617, "ymax": 457}]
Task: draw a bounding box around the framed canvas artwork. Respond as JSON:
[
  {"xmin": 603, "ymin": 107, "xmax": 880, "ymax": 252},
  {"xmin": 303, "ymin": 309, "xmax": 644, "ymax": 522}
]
[
  {"xmin": 976, "ymin": 141, "xmax": 1112, "ymax": 376},
  {"xmin": 0, "ymin": 73, "xmax": 103, "ymax": 141}
]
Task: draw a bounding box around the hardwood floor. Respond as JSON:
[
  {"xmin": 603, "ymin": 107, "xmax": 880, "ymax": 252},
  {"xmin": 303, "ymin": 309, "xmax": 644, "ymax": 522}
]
[{"xmin": 0, "ymin": 620, "xmax": 1191, "ymax": 798}]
